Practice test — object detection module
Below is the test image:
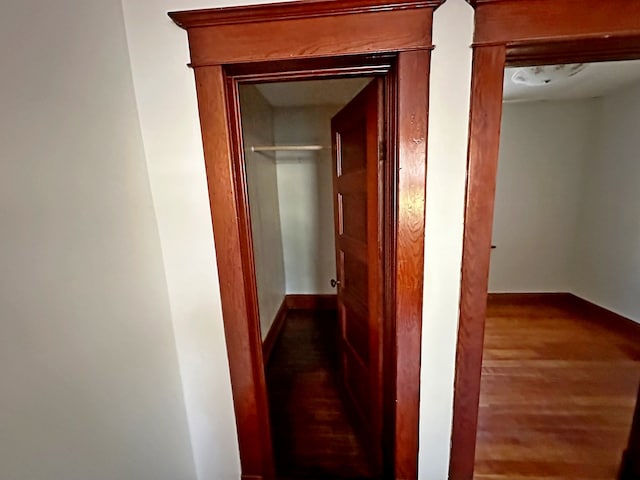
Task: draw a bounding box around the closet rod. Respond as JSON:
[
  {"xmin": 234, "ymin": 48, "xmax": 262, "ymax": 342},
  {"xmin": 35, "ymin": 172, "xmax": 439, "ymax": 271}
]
[{"xmin": 251, "ymin": 145, "xmax": 326, "ymax": 152}]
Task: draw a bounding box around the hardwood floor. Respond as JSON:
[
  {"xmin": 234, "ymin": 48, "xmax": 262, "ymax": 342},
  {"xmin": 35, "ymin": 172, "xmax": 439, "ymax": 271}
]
[
  {"xmin": 475, "ymin": 296, "xmax": 640, "ymax": 480},
  {"xmin": 266, "ymin": 308, "xmax": 375, "ymax": 480}
]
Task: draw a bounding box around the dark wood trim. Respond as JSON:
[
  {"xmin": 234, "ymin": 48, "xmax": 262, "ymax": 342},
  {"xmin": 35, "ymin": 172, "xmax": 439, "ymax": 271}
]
[
  {"xmin": 506, "ymin": 36, "xmax": 640, "ymax": 67},
  {"xmin": 619, "ymin": 383, "xmax": 640, "ymax": 480},
  {"xmin": 192, "ymin": 65, "xmax": 275, "ymax": 480},
  {"xmin": 225, "ymin": 54, "xmax": 397, "ymax": 82},
  {"xmin": 451, "ymin": 3, "xmax": 640, "ymax": 478},
  {"xmin": 486, "ymin": 292, "xmax": 573, "ymax": 305},
  {"xmin": 175, "ymin": 4, "xmax": 437, "ymax": 67},
  {"xmin": 392, "ymin": 49, "xmax": 431, "ymax": 480},
  {"xmin": 565, "ymin": 294, "xmax": 640, "ymax": 340},
  {"xmin": 262, "ymin": 298, "xmax": 288, "ymax": 365},
  {"xmin": 169, "ymin": 0, "xmax": 443, "ymax": 28},
  {"xmin": 473, "ymin": 0, "xmax": 640, "ymax": 47},
  {"xmin": 170, "ymin": 3, "xmax": 439, "ymax": 478},
  {"xmin": 450, "ymin": 44, "xmax": 505, "ymax": 480},
  {"xmin": 285, "ymin": 294, "xmax": 338, "ymax": 311}
]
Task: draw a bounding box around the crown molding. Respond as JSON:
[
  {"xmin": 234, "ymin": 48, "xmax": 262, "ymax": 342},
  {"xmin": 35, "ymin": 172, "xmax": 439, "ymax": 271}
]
[{"xmin": 169, "ymin": 0, "xmax": 445, "ymax": 29}]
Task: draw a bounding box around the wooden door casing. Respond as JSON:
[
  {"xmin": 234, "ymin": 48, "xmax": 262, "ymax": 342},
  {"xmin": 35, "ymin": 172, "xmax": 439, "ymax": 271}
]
[
  {"xmin": 452, "ymin": 1, "xmax": 640, "ymax": 478},
  {"xmin": 169, "ymin": 2, "xmax": 438, "ymax": 478},
  {"xmin": 331, "ymin": 78, "xmax": 384, "ymax": 472}
]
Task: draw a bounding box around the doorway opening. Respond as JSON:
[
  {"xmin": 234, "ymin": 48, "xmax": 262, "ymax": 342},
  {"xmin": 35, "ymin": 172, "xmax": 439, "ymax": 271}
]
[
  {"xmin": 474, "ymin": 59, "xmax": 640, "ymax": 479},
  {"xmin": 238, "ymin": 76, "xmax": 385, "ymax": 479},
  {"xmin": 168, "ymin": 2, "xmax": 438, "ymax": 477},
  {"xmin": 449, "ymin": 2, "xmax": 640, "ymax": 478}
]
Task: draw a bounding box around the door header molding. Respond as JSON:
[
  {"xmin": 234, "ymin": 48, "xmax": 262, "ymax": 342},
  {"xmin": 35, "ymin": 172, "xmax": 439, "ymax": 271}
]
[
  {"xmin": 169, "ymin": 0, "xmax": 444, "ymax": 29},
  {"xmin": 168, "ymin": 0, "xmax": 442, "ymax": 67}
]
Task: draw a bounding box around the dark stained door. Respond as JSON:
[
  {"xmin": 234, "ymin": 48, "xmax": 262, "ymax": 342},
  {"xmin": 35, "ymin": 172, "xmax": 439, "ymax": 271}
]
[{"xmin": 331, "ymin": 78, "xmax": 384, "ymax": 473}]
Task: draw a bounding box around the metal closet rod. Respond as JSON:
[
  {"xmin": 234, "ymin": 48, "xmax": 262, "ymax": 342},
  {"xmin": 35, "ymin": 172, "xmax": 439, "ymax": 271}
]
[{"xmin": 250, "ymin": 145, "xmax": 327, "ymax": 152}]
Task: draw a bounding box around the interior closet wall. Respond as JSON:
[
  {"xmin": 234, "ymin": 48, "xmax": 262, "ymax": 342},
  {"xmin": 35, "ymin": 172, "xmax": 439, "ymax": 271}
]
[
  {"xmin": 274, "ymin": 106, "xmax": 338, "ymax": 295},
  {"xmin": 240, "ymin": 85, "xmax": 286, "ymax": 338},
  {"xmin": 572, "ymin": 82, "xmax": 640, "ymax": 323}
]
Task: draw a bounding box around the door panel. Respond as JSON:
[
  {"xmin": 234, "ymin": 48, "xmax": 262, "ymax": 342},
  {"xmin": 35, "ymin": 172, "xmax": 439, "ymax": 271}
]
[{"xmin": 331, "ymin": 78, "xmax": 384, "ymax": 473}]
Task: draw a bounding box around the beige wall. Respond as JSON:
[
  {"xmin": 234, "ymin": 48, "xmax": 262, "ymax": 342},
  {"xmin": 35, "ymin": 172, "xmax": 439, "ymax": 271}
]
[
  {"xmin": 0, "ymin": 0, "xmax": 196, "ymax": 479},
  {"xmin": 240, "ymin": 86, "xmax": 286, "ymax": 338}
]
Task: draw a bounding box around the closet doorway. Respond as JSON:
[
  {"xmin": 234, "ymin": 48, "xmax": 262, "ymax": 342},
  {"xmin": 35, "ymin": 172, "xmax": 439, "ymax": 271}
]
[
  {"xmin": 240, "ymin": 76, "xmax": 383, "ymax": 479},
  {"xmin": 168, "ymin": 1, "xmax": 440, "ymax": 478}
]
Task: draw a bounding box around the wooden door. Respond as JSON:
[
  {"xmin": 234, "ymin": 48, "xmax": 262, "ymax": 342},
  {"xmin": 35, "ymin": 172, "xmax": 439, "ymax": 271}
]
[{"xmin": 331, "ymin": 78, "xmax": 384, "ymax": 472}]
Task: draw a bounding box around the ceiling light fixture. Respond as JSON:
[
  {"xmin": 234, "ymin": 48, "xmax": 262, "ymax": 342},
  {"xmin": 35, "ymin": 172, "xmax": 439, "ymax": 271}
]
[{"xmin": 511, "ymin": 63, "xmax": 588, "ymax": 86}]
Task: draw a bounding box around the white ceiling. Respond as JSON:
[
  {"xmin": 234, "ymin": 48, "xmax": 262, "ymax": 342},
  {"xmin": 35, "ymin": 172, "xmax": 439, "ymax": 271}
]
[
  {"xmin": 504, "ymin": 59, "xmax": 640, "ymax": 103},
  {"xmin": 256, "ymin": 77, "xmax": 371, "ymax": 107}
]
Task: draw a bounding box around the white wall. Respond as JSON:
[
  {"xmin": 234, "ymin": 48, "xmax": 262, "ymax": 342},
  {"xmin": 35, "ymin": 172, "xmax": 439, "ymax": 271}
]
[
  {"xmin": 0, "ymin": 1, "xmax": 196, "ymax": 479},
  {"xmin": 240, "ymin": 86, "xmax": 287, "ymax": 337},
  {"xmin": 572, "ymin": 82, "xmax": 640, "ymax": 323},
  {"xmin": 489, "ymin": 100, "xmax": 598, "ymax": 292},
  {"xmin": 274, "ymin": 107, "xmax": 339, "ymax": 295},
  {"xmin": 419, "ymin": 1, "xmax": 474, "ymax": 476},
  {"xmin": 120, "ymin": 0, "xmax": 475, "ymax": 479}
]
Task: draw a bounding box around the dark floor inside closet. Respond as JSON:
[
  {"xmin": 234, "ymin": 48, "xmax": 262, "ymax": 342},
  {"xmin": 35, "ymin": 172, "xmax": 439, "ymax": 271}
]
[{"xmin": 266, "ymin": 309, "xmax": 375, "ymax": 480}]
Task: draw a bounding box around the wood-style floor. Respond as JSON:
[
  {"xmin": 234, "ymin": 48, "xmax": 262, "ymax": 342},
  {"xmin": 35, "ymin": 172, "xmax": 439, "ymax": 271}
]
[
  {"xmin": 266, "ymin": 309, "xmax": 375, "ymax": 480},
  {"xmin": 475, "ymin": 296, "xmax": 640, "ymax": 480}
]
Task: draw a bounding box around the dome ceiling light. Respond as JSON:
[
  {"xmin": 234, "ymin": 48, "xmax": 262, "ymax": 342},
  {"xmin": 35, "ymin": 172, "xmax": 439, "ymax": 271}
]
[{"xmin": 511, "ymin": 63, "xmax": 588, "ymax": 86}]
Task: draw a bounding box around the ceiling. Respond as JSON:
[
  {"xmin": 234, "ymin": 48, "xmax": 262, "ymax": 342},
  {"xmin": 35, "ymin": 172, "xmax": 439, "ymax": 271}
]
[
  {"xmin": 504, "ymin": 59, "xmax": 640, "ymax": 103},
  {"xmin": 256, "ymin": 77, "xmax": 371, "ymax": 107}
]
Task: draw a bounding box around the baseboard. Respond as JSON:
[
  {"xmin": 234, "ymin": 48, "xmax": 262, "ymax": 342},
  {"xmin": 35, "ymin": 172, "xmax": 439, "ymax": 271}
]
[
  {"xmin": 286, "ymin": 293, "xmax": 338, "ymax": 310},
  {"xmin": 487, "ymin": 292, "xmax": 572, "ymax": 306},
  {"xmin": 262, "ymin": 294, "xmax": 338, "ymax": 364},
  {"xmin": 565, "ymin": 294, "xmax": 640, "ymax": 340},
  {"xmin": 487, "ymin": 292, "xmax": 640, "ymax": 339},
  {"xmin": 262, "ymin": 298, "xmax": 287, "ymax": 365},
  {"xmin": 241, "ymin": 475, "xmax": 263, "ymax": 480}
]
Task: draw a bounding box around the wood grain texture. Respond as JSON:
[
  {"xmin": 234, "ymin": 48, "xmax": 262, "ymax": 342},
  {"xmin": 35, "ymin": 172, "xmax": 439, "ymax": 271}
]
[
  {"xmin": 193, "ymin": 66, "xmax": 274, "ymax": 479},
  {"xmin": 332, "ymin": 78, "xmax": 384, "ymax": 475},
  {"xmin": 266, "ymin": 308, "xmax": 375, "ymax": 480},
  {"xmin": 169, "ymin": 0, "xmax": 443, "ymax": 28},
  {"xmin": 452, "ymin": 3, "xmax": 640, "ymax": 477},
  {"xmin": 184, "ymin": 9, "xmax": 433, "ymax": 67},
  {"xmin": 450, "ymin": 45, "xmax": 506, "ymax": 480},
  {"xmin": 475, "ymin": 296, "xmax": 640, "ymax": 480},
  {"xmin": 172, "ymin": 2, "xmax": 438, "ymax": 476},
  {"xmin": 225, "ymin": 54, "xmax": 395, "ymax": 83},
  {"xmin": 506, "ymin": 36, "xmax": 640, "ymax": 68},
  {"xmin": 474, "ymin": 0, "xmax": 640, "ymax": 46},
  {"xmin": 394, "ymin": 49, "xmax": 431, "ymax": 480}
]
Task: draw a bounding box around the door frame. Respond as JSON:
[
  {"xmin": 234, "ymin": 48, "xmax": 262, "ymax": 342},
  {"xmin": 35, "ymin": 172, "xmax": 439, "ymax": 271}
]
[
  {"xmin": 168, "ymin": 2, "xmax": 443, "ymax": 479},
  {"xmin": 450, "ymin": 1, "xmax": 640, "ymax": 478}
]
